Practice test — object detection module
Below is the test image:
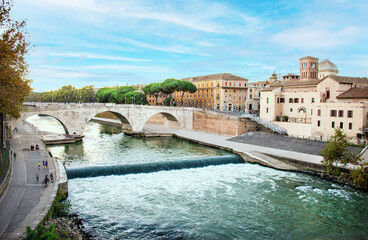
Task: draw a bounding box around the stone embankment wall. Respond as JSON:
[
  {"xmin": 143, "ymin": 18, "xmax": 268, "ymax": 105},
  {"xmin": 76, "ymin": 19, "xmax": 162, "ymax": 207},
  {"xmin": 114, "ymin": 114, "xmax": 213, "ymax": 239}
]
[{"xmin": 192, "ymin": 110, "xmax": 256, "ymax": 136}]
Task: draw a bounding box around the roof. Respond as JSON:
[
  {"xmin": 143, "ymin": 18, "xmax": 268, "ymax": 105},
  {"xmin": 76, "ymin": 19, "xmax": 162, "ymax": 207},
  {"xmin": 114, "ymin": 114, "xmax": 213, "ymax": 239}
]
[
  {"xmin": 282, "ymin": 73, "xmax": 299, "ymax": 77},
  {"xmin": 337, "ymin": 87, "xmax": 368, "ymax": 99},
  {"xmin": 269, "ymin": 78, "xmax": 323, "ymax": 88},
  {"xmin": 319, "ymin": 59, "xmax": 338, "ymax": 72},
  {"xmin": 328, "ymin": 75, "xmax": 368, "ymax": 86},
  {"xmin": 182, "ymin": 73, "xmax": 248, "ymax": 82},
  {"xmin": 300, "ymin": 56, "xmax": 319, "ymax": 60}
]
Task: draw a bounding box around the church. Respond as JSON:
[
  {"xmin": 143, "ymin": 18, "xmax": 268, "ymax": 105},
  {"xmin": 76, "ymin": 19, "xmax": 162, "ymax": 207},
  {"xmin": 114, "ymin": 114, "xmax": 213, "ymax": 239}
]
[{"xmin": 260, "ymin": 56, "xmax": 368, "ymax": 143}]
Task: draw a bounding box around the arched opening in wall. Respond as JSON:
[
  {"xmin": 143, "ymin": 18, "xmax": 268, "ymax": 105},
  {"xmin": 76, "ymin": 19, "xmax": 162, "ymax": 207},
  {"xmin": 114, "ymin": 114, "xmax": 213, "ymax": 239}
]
[
  {"xmin": 88, "ymin": 111, "xmax": 133, "ymax": 135},
  {"xmin": 297, "ymin": 107, "xmax": 307, "ymax": 123},
  {"xmin": 142, "ymin": 112, "xmax": 180, "ymax": 134},
  {"xmin": 249, "ymin": 104, "xmax": 252, "ymax": 111},
  {"xmin": 228, "ymin": 103, "xmax": 233, "ymax": 111},
  {"xmin": 217, "ymin": 103, "xmax": 220, "ymax": 110},
  {"xmin": 24, "ymin": 114, "xmax": 69, "ymax": 135}
]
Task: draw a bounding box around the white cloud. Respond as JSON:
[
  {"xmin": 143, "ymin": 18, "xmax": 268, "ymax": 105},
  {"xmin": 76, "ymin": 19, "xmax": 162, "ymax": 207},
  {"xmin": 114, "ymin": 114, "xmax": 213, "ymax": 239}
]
[{"xmin": 49, "ymin": 52, "xmax": 150, "ymax": 62}]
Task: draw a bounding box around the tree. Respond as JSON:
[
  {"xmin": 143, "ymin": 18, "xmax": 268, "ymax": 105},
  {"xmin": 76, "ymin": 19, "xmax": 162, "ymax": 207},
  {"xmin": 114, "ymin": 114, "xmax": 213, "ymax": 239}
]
[
  {"xmin": 116, "ymin": 86, "xmax": 135, "ymax": 103},
  {"xmin": 0, "ymin": 0, "xmax": 32, "ymax": 119},
  {"xmin": 96, "ymin": 88, "xmax": 110, "ymax": 103},
  {"xmin": 177, "ymin": 80, "xmax": 197, "ymax": 105},
  {"xmin": 320, "ymin": 128, "xmax": 351, "ymax": 174}
]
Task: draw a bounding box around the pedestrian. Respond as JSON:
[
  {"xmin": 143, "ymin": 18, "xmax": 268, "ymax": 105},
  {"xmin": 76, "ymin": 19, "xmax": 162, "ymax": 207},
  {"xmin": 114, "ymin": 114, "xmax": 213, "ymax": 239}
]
[
  {"xmin": 36, "ymin": 144, "xmax": 39, "ymax": 151},
  {"xmin": 45, "ymin": 160, "xmax": 48, "ymax": 168},
  {"xmin": 38, "ymin": 161, "xmax": 41, "ymax": 169},
  {"xmin": 44, "ymin": 175, "xmax": 49, "ymax": 187},
  {"xmin": 50, "ymin": 172, "xmax": 54, "ymax": 183},
  {"xmin": 13, "ymin": 152, "xmax": 16, "ymax": 161},
  {"xmin": 36, "ymin": 173, "xmax": 39, "ymax": 183},
  {"xmin": 42, "ymin": 161, "xmax": 45, "ymax": 169}
]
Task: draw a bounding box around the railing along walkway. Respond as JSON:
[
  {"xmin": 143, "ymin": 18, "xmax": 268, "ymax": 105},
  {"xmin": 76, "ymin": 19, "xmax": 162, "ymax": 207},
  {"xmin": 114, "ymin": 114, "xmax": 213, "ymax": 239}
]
[{"xmin": 241, "ymin": 113, "xmax": 288, "ymax": 135}]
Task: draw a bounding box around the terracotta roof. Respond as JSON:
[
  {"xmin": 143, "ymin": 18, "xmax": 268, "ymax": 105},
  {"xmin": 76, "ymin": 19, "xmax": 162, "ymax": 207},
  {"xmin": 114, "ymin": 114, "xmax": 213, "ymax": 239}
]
[
  {"xmin": 269, "ymin": 78, "xmax": 322, "ymax": 87},
  {"xmin": 182, "ymin": 73, "xmax": 248, "ymax": 82},
  {"xmin": 337, "ymin": 87, "xmax": 368, "ymax": 99},
  {"xmin": 300, "ymin": 56, "xmax": 318, "ymax": 60},
  {"xmin": 328, "ymin": 75, "xmax": 368, "ymax": 86}
]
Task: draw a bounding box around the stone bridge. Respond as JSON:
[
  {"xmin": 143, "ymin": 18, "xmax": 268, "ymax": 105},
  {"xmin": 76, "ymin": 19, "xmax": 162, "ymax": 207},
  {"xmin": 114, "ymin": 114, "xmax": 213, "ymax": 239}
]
[{"xmin": 8, "ymin": 103, "xmax": 194, "ymax": 137}]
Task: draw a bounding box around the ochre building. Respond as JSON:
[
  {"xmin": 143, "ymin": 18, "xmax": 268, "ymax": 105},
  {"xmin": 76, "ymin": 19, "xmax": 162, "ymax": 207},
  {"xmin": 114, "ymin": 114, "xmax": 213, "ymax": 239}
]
[{"xmin": 177, "ymin": 73, "xmax": 249, "ymax": 111}]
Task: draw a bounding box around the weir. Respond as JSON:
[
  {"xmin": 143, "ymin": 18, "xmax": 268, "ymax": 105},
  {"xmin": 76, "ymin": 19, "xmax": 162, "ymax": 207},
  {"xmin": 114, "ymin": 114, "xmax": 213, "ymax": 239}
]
[{"xmin": 66, "ymin": 155, "xmax": 245, "ymax": 179}]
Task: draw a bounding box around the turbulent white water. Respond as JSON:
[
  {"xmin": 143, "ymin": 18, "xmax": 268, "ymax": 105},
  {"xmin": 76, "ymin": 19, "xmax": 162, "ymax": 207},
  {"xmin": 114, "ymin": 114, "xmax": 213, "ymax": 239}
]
[{"xmin": 27, "ymin": 115, "xmax": 368, "ymax": 239}]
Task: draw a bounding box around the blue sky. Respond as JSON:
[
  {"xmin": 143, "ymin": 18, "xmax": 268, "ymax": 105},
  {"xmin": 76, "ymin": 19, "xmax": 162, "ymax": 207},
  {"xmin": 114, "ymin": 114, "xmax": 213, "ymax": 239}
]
[{"xmin": 12, "ymin": 0, "xmax": 368, "ymax": 91}]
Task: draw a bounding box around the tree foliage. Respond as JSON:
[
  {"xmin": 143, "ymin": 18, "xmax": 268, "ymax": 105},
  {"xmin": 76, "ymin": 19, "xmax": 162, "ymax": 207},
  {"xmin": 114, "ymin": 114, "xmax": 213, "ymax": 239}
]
[
  {"xmin": 0, "ymin": 0, "xmax": 32, "ymax": 118},
  {"xmin": 142, "ymin": 79, "xmax": 197, "ymax": 105},
  {"xmin": 37, "ymin": 85, "xmax": 95, "ymax": 103},
  {"xmin": 320, "ymin": 128, "xmax": 351, "ymax": 174}
]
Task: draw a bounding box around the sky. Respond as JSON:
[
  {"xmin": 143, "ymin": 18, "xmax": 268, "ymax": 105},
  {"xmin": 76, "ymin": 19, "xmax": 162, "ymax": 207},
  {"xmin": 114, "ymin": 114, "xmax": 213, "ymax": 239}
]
[{"xmin": 11, "ymin": 0, "xmax": 368, "ymax": 92}]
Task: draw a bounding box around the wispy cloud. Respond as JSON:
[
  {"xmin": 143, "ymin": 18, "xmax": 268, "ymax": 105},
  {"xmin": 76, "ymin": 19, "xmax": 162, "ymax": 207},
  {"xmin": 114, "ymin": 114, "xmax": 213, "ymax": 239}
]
[{"xmin": 49, "ymin": 52, "xmax": 150, "ymax": 62}]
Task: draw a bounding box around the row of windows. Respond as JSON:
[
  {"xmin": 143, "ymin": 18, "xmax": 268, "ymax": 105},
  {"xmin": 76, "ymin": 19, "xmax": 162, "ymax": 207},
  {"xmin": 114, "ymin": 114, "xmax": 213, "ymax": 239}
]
[
  {"xmin": 317, "ymin": 120, "xmax": 353, "ymax": 130},
  {"xmin": 276, "ymin": 97, "xmax": 315, "ymax": 104},
  {"xmin": 328, "ymin": 110, "xmax": 353, "ymax": 118},
  {"xmin": 195, "ymin": 81, "xmax": 247, "ymax": 88}
]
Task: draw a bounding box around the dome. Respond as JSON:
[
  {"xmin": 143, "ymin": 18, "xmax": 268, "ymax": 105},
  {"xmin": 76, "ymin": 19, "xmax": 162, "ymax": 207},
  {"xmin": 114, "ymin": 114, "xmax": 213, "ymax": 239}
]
[{"xmin": 319, "ymin": 59, "xmax": 338, "ymax": 73}]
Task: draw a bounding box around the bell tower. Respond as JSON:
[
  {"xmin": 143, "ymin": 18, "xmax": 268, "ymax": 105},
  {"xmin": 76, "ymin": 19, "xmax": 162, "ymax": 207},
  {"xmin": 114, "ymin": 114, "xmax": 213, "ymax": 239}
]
[{"xmin": 300, "ymin": 56, "xmax": 319, "ymax": 80}]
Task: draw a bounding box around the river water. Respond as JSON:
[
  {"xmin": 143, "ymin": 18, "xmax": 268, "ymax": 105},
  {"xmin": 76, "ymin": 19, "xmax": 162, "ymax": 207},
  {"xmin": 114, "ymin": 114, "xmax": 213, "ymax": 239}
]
[{"xmin": 27, "ymin": 115, "xmax": 368, "ymax": 239}]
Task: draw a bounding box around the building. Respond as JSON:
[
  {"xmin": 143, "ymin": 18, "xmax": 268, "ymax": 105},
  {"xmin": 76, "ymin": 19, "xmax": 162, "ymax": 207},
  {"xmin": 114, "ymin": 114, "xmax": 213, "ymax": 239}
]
[
  {"xmin": 260, "ymin": 56, "xmax": 368, "ymax": 143},
  {"xmin": 245, "ymin": 81, "xmax": 266, "ymax": 114},
  {"xmin": 176, "ymin": 73, "xmax": 249, "ymax": 111}
]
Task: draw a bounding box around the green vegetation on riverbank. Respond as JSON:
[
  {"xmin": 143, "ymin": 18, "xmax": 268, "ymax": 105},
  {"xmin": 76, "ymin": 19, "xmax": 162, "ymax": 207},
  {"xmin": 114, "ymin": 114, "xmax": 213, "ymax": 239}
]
[
  {"xmin": 25, "ymin": 187, "xmax": 88, "ymax": 240},
  {"xmin": 320, "ymin": 128, "xmax": 368, "ymax": 190}
]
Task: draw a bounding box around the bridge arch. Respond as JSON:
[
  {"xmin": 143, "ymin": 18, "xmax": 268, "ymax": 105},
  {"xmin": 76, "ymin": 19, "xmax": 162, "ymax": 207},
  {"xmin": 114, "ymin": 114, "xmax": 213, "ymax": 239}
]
[
  {"xmin": 142, "ymin": 112, "xmax": 180, "ymax": 132},
  {"xmin": 88, "ymin": 110, "xmax": 133, "ymax": 134},
  {"xmin": 12, "ymin": 113, "xmax": 70, "ymax": 135}
]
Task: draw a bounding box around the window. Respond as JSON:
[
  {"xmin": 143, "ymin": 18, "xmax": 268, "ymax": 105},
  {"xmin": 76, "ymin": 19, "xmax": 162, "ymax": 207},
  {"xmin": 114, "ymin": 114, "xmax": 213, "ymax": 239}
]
[
  {"xmin": 326, "ymin": 90, "xmax": 330, "ymax": 99},
  {"xmin": 301, "ymin": 98, "xmax": 304, "ymax": 103},
  {"xmin": 289, "ymin": 98, "xmax": 293, "ymax": 103},
  {"xmin": 340, "ymin": 122, "xmax": 343, "ymax": 129},
  {"xmin": 330, "ymin": 110, "xmax": 337, "ymax": 117},
  {"xmin": 239, "ymin": 83, "xmax": 241, "ymax": 86},
  {"xmin": 338, "ymin": 110, "xmax": 344, "ymax": 117},
  {"xmin": 250, "ymin": 94, "xmax": 252, "ymax": 99},
  {"xmin": 317, "ymin": 120, "xmax": 320, "ymax": 127},
  {"xmin": 311, "ymin": 109, "xmax": 313, "ymax": 115},
  {"xmin": 317, "ymin": 109, "xmax": 321, "ymax": 116},
  {"xmin": 225, "ymin": 82, "xmax": 227, "ymax": 86},
  {"xmin": 332, "ymin": 122, "xmax": 335, "ymax": 128},
  {"xmin": 294, "ymin": 98, "xmax": 299, "ymax": 103},
  {"xmin": 266, "ymin": 107, "xmax": 269, "ymax": 113},
  {"xmin": 349, "ymin": 123, "xmax": 353, "ymax": 130},
  {"xmin": 267, "ymin": 98, "xmax": 269, "ymax": 104},
  {"xmin": 311, "ymin": 98, "xmax": 315, "ymax": 103},
  {"xmin": 277, "ymin": 98, "xmax": 280, "ymax": 104},
  {"xmin": 347, "ymin": 110, "xmax": 353, "ymax": 118},
  {"xmin": 290, "ymin": 108, "xmax": 293, "ymax": 112},
  {"xmin": 280, "ymin": 98, "xmax": 285, "ymax": 103}
]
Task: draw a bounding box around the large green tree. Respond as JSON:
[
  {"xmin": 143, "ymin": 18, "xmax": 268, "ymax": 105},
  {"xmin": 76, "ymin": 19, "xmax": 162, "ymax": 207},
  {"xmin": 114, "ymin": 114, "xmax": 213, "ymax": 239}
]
[{"xmin": 0, "ymin": 0, "xmax": 32, "ymax": 119}]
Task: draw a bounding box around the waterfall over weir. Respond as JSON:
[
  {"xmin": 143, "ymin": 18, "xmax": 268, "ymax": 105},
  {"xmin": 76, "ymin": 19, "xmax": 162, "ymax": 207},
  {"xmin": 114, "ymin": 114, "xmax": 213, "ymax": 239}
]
[{"xmin": 66, "ymin": 155, "xmax": 245, "ymax": 179}]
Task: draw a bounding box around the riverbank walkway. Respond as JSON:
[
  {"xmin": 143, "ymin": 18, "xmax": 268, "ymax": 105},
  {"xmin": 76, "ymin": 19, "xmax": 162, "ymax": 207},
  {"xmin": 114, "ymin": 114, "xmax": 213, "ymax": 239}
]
[{"xmin": 0, "ymin": 122, "xmax": 60, "ymax": 239}]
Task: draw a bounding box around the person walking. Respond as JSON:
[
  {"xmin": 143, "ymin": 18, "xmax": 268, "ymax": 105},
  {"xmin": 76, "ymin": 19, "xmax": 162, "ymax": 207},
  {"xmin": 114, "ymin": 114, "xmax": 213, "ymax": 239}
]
[
  {"xmin": 42, "ymin": 161, "xmax": 45, "ymax": 169},
  {"xmin": 45, "ymin": 160, "xmax": 48, "ymax": 169},
  {"xmin": 36, "ymin": 173, "xmax": 39, "ymax": 183},
  {"xmin": 44, "ymin": 175, "xmax": 49, "ymax": 187},
  {"xmin": 38, "ymin": 161, "xmax": 41, "ymax": 169},
  {"xmin": 50, "ymin": 172, "xmax": 54, "ymax": 183},
  {"xmin": 13, "ymin": 152, "xmax": 16, "ymax": 161}
]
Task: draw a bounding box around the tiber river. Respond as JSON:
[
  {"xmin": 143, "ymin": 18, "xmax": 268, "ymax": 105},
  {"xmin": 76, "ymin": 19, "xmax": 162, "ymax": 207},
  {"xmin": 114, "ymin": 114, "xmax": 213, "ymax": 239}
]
[{"xmin": 27, "ymin": 115, "xmax": 368, "ymax": 240}]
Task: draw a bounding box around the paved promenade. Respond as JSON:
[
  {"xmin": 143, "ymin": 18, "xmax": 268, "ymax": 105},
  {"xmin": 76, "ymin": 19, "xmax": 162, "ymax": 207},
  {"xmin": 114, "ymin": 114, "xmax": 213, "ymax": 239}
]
[{"xmin": 0, "ymin": 122, "xmax": 59, "ymax": 239}]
